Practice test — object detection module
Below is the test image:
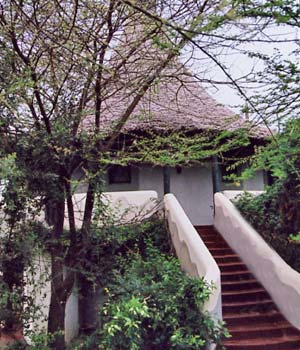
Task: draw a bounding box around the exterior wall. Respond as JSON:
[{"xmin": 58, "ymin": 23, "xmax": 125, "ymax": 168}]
[
  {"xmin": 73, "ymin": 165, "xmax": 265, "ymax": 226},
  {"xmin": 138, "ymin": 166, "xmax": 164, "ymax": 200},
  {"xmin": 170, "ymin": 166, "xmax": 214, "ymax": 226},
  {"xmin": 243, "ymin": 170, "xmax": 265, "ymax": 191},
  {"xmin": 164, "ymin": 194, "xmax": 222, "ymax": 321},
  {"xmin": 138, "ymin": 165, "xmax": 215, "ymax": 225},
  {"xmin": 26, "ymin": 258, "xmax": 79, "ymax": 344},
  {"xmin": 101, "ymin": 191, "xmax": 158, "ymax": 224},
  {"xmin": 65, "ymin": 281, "xmax": 79, "ymax": 343},
  {"xmin": 72, "ymin": 167, "xmax": 139, "ymax": 193}
]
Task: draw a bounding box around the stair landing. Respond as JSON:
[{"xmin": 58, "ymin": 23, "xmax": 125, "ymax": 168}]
[{"xmin": 196, "ymin": 226, "xmax": 300, "ymax": 350}]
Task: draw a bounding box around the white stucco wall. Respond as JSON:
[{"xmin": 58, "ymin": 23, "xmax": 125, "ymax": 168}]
[
  {"xmin": 72, "ymin": 164, "xmax": 265, "ymax": 226},
  {"xmin": 72, "ymin": 167, "xmax": 139, "ymax": 193},
  {"xmin": 26, "ymin": 258, "xmax": 79, "ymax": 344},
  {"xmin": 138, "ymin": 165, "xmax": 214, "ymax": 225},
  {"xmin": 170, "ymin": 166, "xmax": 214, "ymax": 226},
  {"xmin": 100, "ymin": 190, "xmax": 159, "ymax": 224},
  {"xmin": 164, "ymin": 194, "xmax": 222, "ymax": 322}
]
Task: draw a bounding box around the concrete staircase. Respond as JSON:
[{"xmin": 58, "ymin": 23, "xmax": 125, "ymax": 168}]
[{"xmin": 196, "ymin": 226, "xmax": 300, "ymax": 350}]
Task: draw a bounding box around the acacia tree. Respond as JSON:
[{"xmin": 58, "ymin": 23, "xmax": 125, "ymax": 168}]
[
  {"xmin": 230, "ymin": 1, "xmax": 300, "ymax": 233},
  {"xmin": 0, "ymin": 1, "xmax": 249, "ymax": 348}
]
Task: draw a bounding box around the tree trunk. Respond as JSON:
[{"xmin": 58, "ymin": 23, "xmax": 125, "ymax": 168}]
[
  {"xmin": 47, "ymin": 196, "xmax": 66, "ymax": 350},
  {"xmin": 48, "ymin": 254, "xmax": 66, "ymax": 350}
]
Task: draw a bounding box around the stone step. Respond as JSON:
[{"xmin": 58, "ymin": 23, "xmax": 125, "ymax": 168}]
[
  {"xmin": 223, "ymin": 297, "xmax": 275, "ymax": 314},
  {"xmin": 204, "ymin": 240, "xmax": 229, "ymax": 249},
  {"xmin": 224, "ymin": 310, "xmax": 285, "ymax": 327},
  {"xmin": 223, "ymin": 288, "xmax": 270, "ymax": 303},
  {"xmin": 208, "ymin": 247, "xmax": 234, "ymax": 256},
  {"xmin": 214, "ymin": 254, "xmax": 241, "ymax": 264},
  {"xmin": 223, "ymin": 335, "xmax": 300, "ymax": 350},
  {"xmin": 222, "ymin": 279, "xmax": 261, "ymax": 292},
  {"xmin": 218, "ymin": 261, "xmax": 249, "ymax": 273},
  {"xmin": 221, "ymin": 270, "xmax": 254, "ymax": 282},
  {"xmin": 228, "ymin": 322, "xmax": 298, "ymax": 340}
]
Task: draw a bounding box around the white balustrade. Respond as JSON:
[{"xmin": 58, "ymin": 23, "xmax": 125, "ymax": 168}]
[{"xmin": 164, "ymin": 193, "xmax": 222, "ymax": 321}]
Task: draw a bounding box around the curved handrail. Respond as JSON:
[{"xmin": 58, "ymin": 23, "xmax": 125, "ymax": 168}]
[
  {"xmin": 164, "ymin": 193, "xmax": 222, "ymax": 320},
  {"xmin": 214, "ymin": 192, "xmax": 300, "ymax": 330}
]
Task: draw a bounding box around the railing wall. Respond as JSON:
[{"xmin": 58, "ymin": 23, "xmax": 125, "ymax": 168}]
[
  {"xmin": 164, "ymin": 193, "xmax": 222, "ymax": 320},
  {"xmin": 214, "ymin": 192, "xmax": 300, "ymax": 330}
]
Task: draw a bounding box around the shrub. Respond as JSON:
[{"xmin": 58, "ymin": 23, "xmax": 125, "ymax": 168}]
[
  {"xmin": 98, "ymin": 245, "xmax": 226, "ymax": 350},
  {"xmin": 2, "ymin": 218, "xmax": 228, "ymax": 350},
  {"xmin": 234, "ymin": 187, "xmax": 300, "ymax": 272},
  {"xmin": 73, "ymin": 219, "xmax": 228, "ymax": 350},
  {"xmin": 0, "ymin": 217, "xmax": 226, "ymax": 350}
]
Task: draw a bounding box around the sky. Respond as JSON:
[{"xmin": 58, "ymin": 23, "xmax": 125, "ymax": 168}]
[{"xmin": 189, "ymin": 24, "xmax": 300, "ymax": 116}]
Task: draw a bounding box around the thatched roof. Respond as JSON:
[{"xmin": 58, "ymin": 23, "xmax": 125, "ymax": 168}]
[
  {"xmin": 83, "ymin": 23, "xmax": 270, "ymax": 139},
  {"xmin": 85, "ymin": 73, "xmax": 269, "ymax": 139}
]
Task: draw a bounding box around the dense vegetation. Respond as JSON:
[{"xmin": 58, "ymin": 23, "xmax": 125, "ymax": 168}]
[
  {"xmin": 235, "ymin": 188, "xmax": 300, "ymax": 272},
  {"xmin": 4, "ymin": 218, "xmax": 228, "ymax": 350},
  {"xmin": 235, "ymin": 119, "xmax": 300, "ymax": 272},
  {"xmin": 68, "ymin": 218, "xmax": 228, "ymax": 350}
]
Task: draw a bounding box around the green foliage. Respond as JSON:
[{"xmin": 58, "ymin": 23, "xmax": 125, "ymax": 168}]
[
  {"xmin": 3, "ymin": 0, "xmax": 293, "ymax": 346},
  {"xmin": 0, "ymin": 152, "xmax": 49, "ymax": 332},
  {"xmin": 100, "ymin": 296, "xmax": 150, "ymax": 350},
  {"xmin": 99, "ymin": 246, "xmax": 226, "ymax": 349},
  {"xmin": 75, "ymin": 219, "xmax": 228, "ymax": 350},
  {"xmin": 235, "ymin": 185, "xmax": 300, "ymax": 272},
  {"xmin": 77, "ymin": 217, "xmax": 171, "ymax": 287},
  {"xmin": 0, "ymin": 220, "xmax": 49, "ymax": 331},
  {"xmin": 288, "ymin": 233, "xmax": 300, "ymax": 242},
  {"xmin": 237, "ymin": 0, "xmax": 300, "ymax": 26},
  {"xmin": 235, "ymin": 119, "xmax": 300, "ymax": 271},
  {"xmin": 239, "ymin": 119, "xmax": 300, "ymax": 182},
  {"xmin": 102, "ymin": 129, "xmax": 251, "ymax": 168},
  {"xmin": 10, "ymin": 332, "xmax": 62, "ymax": 350}
]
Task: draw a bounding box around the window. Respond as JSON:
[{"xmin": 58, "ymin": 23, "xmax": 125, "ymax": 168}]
[{"xmin": 108, "ymin": 165, "xmax": 131, "ymax": 184}]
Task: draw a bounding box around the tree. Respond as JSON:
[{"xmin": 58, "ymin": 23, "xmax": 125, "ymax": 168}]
[
  {"xmin": 0, "ymin": 1, "xmax": 251, "ymax": 349},
  {"xmin": 232, "ymin": 0, "xmax": 300, "ymax": 125},
  {"xmin": 232, "ymin": 1, "xmax": 300, "ymax": 232}
]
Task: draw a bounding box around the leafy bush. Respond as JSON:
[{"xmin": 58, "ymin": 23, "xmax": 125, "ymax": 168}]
[
  {"xmin": 235, "ymin": 187, "xmax": 300, "ymax": 272},
  {"xmin": 74, "ymin": 219, "xmax": 228, "ymax": 350},
  {"xmin": 81, "ymin": 217, "xmax": 172, "ymax": 286},
  {"xmin": 12, "ymin": 219, "xmax": 227, "ymax": 349},
  {"xmin": 234, "ymin": 119, "xmax": 300, "ymax": 272}
]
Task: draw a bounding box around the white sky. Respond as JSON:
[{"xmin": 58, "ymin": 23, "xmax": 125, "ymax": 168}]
[{"xmin": 188, "ymin": 24, "xmax": 300, "ymax": 115}]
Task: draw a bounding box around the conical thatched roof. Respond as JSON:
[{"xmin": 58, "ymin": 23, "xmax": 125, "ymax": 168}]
[
  {"xmin": 83, "ymin": 20, "xmax": 270, "ymax": 139},
  {"xmin": 87, "ymin": 71, "xmax": 269, "ymax": 139}
]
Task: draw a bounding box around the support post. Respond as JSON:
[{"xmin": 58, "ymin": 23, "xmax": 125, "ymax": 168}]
[
  {"xmin": 163, "ymin": 166, "xmax": 170, "ymax": 194},
  {"xmin": 212, "ymin": 156, "xmax": 222, "ymax": 194}
]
